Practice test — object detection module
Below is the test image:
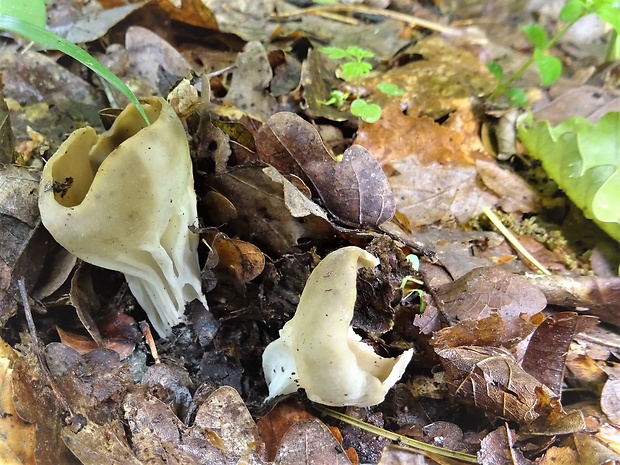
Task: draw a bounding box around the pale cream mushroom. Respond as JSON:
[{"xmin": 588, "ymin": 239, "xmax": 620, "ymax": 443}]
[
  {"xmin": 38, "ymin": 97, "xmax": 207, "ymax": 337},
  {"xmin": 263, "ymin": 246, "xmax": 413, "ymax": 407}
]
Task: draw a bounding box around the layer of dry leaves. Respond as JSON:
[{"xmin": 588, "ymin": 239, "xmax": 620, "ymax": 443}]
[{"xmin": 1, "ymin": 0, "xmax": 620, "ymax": 464}]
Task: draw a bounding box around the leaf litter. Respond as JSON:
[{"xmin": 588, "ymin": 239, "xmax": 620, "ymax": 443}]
[{"xmin": 1, "ymin": 0, "xmax": 620, "ymax": 463}]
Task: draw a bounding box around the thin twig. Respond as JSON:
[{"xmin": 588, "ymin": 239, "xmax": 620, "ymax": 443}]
[
  {"xmin": 18, "ymin": 277, "xmax": 74, "ymax": 416},
  {"xmin": 271, "ymin": 5, "xmax": 462, "ymax": 36},
  {"xmin": 482, "ymin": 206, "xmax": 551, "ymax": 275}
]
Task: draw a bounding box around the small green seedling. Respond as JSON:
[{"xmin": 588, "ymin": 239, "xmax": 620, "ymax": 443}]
[
  {"xmin": 319, "ymin": 45, "xmax": 404, "ymax": 123},
  {"xmin": 0, "ymin": 0, "xmax": 149, "ymax": 125},
  {"xmin": 400, "ymin": 254, "xmax": 426, "ymax": 312},
  {"xmin": 488, "ymin": 0, "xmax": 620, "ymax": 105}
]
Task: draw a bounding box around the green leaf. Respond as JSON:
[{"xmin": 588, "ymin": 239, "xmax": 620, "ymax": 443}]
[
  {"xmin": 594, "ymin": 4, "xmax": 620, "ymax": 34},
  {"xmin": 350, "ymin": 98, "xmax": 381, "ymax": 123},
  {"xmin": 0, "ymin": 0, "xmax": 47, "ymax": 28},
  {"xmin": 518, "ymin": 111, "xmax": 620, "ymax": 243},
  {"xmin": 345, "ymin": 46, "xmax": 374, "ymax": 61},
  {"xmin": 521, "ymin": 24, "xmax": 549, "ymax": 49},
  {"xmin": 319, "ymin": 46, "xmax": 350, "ymax": 60},
  {"xmin": 504, "ymin": 87, "xmax": 527, "ymax": 106},
  {"xmin": 341, "ymin": 61, "xmax": 372, "ymax": 80},
  {"xmin": 487, "ymin": 62, "xmax": 504, "ymax": 82},
  {"xmin": 0, "ymin": 14, "xmax": 150, "ymax": 125},
  {"xmin": 534, "ymin": 49, "xmax": 562, "ymax": 85},
  {"xmin": 560, "ymin": 0, "xmax": 584, "ymax": 22},
  {"xmin": 377, "ymin": 82, "xmax": 405, "ymax": 95},
  {"xmin": 318, "ymin": 90, "xmax": 348, "ymax": 107}
]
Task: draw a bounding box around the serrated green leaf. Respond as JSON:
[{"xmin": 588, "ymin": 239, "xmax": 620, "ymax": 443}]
[
  {"xmin": 345, "ymin": 46, "xmax": 374, "ymax": 60},
  {"xmin": 594, "ymin": 4, "xmax": 620, "ymax": 34},
  {"xmin": 560, "ymin": 0, "xmax": 584, "ymax": 22},
  {"xmin": 0, "ymin": 0, "xmax": 47, "ymax": 28},
  {"xmin": 518, "ymin": 111, "xmax": 620, "ymax": 243},
  {"xmin": 341, "ymin": 61, "xmax": 372, "ymax": 80},
  {"xmin": 319, "ymin": 46, "xmax": 350, "ymax": 59},
  {"xmin": 377, "ymin": 82, "xmax": 405, "ymax": 95},
  {"xmin": 505, "ymin": 87, "xmax": 527, "ymax": 105},
  {"xmin": 487, "ymin": 62, "xmax": 503, "ymax": 82},
  {"xmin": 350, "ymin": 99, "xmax": 381, "ymax": 123},
  {"xmin": 521, "ymin": 24, "xmax": 549, "ymax": 49},
  {"xmin": 534, "ymin": 49, "xmax": 562, "ymax": 85},
  {"xmin": 0, "ymin": 14, "xmax": 150, "ymax": 125}
]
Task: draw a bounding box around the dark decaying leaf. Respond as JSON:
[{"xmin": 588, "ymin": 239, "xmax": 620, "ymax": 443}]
[
  {"xmin": 522, "ymin": 312, "xmax": 599, "ymax": 396},
  {"xmin": 436, "ymin": 346, "xmax": 584, "ymax": 432},
  {"xmin": 12, "ymin": 340, "xmax": 81, "ymax": 465},
  {"xmin": 255, "ymin": 112, "xmax": 395, "ymax": 227},
  {"xmin": 192, "ymin": 386, "xmax": 266, "ymax": 463},
  {"xmin": 0, "ymin": 164, "xmax": 53, "ymax": 325},
  {"xmin": 432, "ymin": 267, "xmax": 546, "ymax": 348},
  {"xmin": 538, "ymin": 433, "xmax": 620, "ymax": 465},
  {"xmin": 0, "ymin": 336, "xmax": 35, "ymax": 465},
  {"xmin": 207, "ymin": 165, "xmax": 334, "ymax": 255},
  {"xmin": 123, "ymin": 385, "xmax": 266, "ymax": 464},
  {"xmin": 224, "ymin": 41, "xmax": 277, "ymax": 122},
  {"xmin": 62, "ymin": 420, "xmax": 142, "ymax": 465},
  {"xmin": 601, "ymin": 365, "xmax": 620, "ymax": 427},
  {"xmin": 273, "ymin": 419, "xmax": 352, "ymax": 465},
  {"xmin": 257, "ymin": 398, "xmax": 318, "ymax": 462},
  {"xmin": 523, "ymin": 274, "xmax": 620, "ymax": 327},
  {"xmin": 478, "ymin": 425, "xmax": 533, "ymax": 465},
  {"xmin": 437, "ymin": 267, "xmax": 547, "ymax": 325},
  {"xmin": 0, "ymin": 90, "xmax": 15, "ymax": 164}
]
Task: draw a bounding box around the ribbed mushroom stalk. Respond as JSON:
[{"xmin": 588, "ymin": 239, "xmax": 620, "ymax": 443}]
[{"xmin": 38, "ymin": 97, "xmax": 207, "ymax": 337}]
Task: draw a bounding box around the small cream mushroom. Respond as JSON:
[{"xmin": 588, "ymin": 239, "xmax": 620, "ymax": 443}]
[
  {"xmin": 38, "ymin": 97, "xmax": 207, "ymax": 337},
  {"xmin": 262, "ymin": 246, "xmax": 413, "ymax": 407}
]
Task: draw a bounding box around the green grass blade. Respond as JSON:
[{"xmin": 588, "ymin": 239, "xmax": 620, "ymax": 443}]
[
  {"xmin": 0, "ymin": 14, "xmax": 150, "ymax": 125},
  {"xmin": 314, "ymin": 405, "xmax": 479, "ymax": 463}
]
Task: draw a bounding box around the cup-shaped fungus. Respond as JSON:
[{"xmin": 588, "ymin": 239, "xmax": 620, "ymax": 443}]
[
  {"xmin": 262, "ymin": 246, "xmax": 413, "ymax": 407},
  {"xmin": 38, "ymin": 97, "xmax": 207, "ymax": 337}
]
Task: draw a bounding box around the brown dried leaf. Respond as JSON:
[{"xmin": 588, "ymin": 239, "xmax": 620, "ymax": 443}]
[
  {"xmin": 539, "ymin": 433, "xmax": 620, "ymax": 465},
  {"xmin": 0, "ymin": 91, "xmax": 15, "ymax": 164},
  {"xmin": 386, "ymin": 156, "xmax": 498, "ymax": 227},
  {"xmin": 12, "ymin": 341, "xmax": 80, "ymax": 465},
  {"xmin": 433, "ymin": 267, "xmax": 546, "ymax": 348},
  {"xmin": 123, "ymin": 385, "xmax": 265, "ymax": 465},
  {"xmin": 256, "ymin": 399, "xmax": 316, "ymax": 462},
  {"xmin": 193, "ymin": 386, "xmax": 266, "ymax": 463},
  {"xmin": 273, "ymin": 419, "xmax": 352, "ymax": 465},
  {"xmin": 125, "ymin": 26, "xmax": 193, "ymax": 96},
  {"xmin": 256, "ymin": 112, "xmax": 395, "ymax": 227},
  {"xmin": 475, "ymin": 159, "xmax": 541, "ymax": 213},
  {"xmin": 224, "ymin": 41, "xmax": 277, "ymax": 122},
  {"xmin": 601, "ymin": 365, "xmax": 620, "ymax": 427},
  {"xmin": 523, "ymin": 275, "xmax": 620, "ymax": 327},
  {"xmin": 0, "ymin": 337, "xmax": 35, "ymax": 465},
  {"xmin": 0, "ymin": 164, "xmax": 52, "ymax": 325},
  {"xmin": 478, "ymin": 425, "xmax": 532, "ymax": 465},
  {"xmin": 207, "ymin": 165, "xmax": 334, "ymax": 255},
  {"xmin": 436, "ymin": 346, "xmax": 582, "ymax": 431},
  {"xmin": 153, "ymin": 0, "xmax": 218, "ymax": 29},
  {"xmin": 61, "ymin": 420, "xmax": 142, "ymax": 465},
  {"xmin": 522, "ymin": 312, "xmax": 598, "ymax": 396},
  {"xmin": 212, "ymin": 233, "xmax": 265, "ymax": 284}
]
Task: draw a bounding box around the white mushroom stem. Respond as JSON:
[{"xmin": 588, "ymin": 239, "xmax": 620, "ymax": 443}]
[
  {"xmin": 263, "ymin": 246, "xmax": 413, "ymax": 407},
  {"xmin": 38, "ymin": 97, "xmax": 207, "ymax": 337}
]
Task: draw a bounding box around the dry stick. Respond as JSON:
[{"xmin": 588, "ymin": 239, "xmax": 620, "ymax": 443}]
[
  {"xmin": 17, "ymin": 277, "xmax": 74, "ymax": 416},
  {"xmin": 271, "ymin": 5, "xmax": 462, "ymax": 36},
  {"xmin": 482, "ymin": 206, "xmax": 551, "ymax": 275}
]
